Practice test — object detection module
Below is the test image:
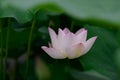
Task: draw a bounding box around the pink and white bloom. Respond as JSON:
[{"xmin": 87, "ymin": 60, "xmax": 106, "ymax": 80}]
[{"xmin": 41, "ymin": 27, "xmax": 97, "ymax": 59}]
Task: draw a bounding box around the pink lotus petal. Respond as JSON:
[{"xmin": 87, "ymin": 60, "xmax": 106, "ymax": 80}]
[
  {"xmin": 58, "ymin": 32, "xmax": 75, "ymax": 54},
  {"xmin": 63, "ymin": 28, "xmax": 70, "ymax": 34},
  {"xmin": 64, "ymin": 32, "xmax": 75, "ymax": 46},
  {"xmin": 57, "ymin": 28, "xmax": 66, "ymax": 50},
  {"xmin": 83, "ymin": 36, "xmax": 97, "ymax": 54},
  {"xmin": 67, "ymin": 43, "xmax": 84, "ymax": 59},
  {"xmin": 75, "ymin": 28, "xmax": 86, "ymax": 35},
  {"xmin": 74, "ymin": 30, "xmax": 87, "ymax": 44},
  {"xmin": 58, "ymin": 28, "xmax": 65, "ymax": 40},
  {"xmin": 48, "ymin": 27, "xmax": 58, "ymax": 48},
  {"xmin": 41, "ymin": 27, "xmax": 97, "ymax": 59},
  {"xmin": 41, "ymin": 46, "xmax": 67, "ymax": 59}
]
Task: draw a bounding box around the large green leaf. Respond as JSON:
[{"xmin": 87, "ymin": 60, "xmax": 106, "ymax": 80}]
[
  {"xmin": 115, "ymin": 49, "xmax": 120, "ymax": 70},
  {"xmin": 0, "ymin": 0, "xmax": 62, "ymax": 23},
  {"xmin": 1, "ymin": 0, "xmax": 120, "ymax": 28},
  {"xmin": 70, "ymin": 70, "xmax": 110, "ymax": 80},
  {"xmin": 53, "ymin": 0, "xmax": 120, "ymax": 28},
  {"xmin": 80, "ymin": 26, "xmax": 120, "ymax": 80}
]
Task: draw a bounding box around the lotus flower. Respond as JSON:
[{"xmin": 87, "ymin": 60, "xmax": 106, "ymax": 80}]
[{"xmin": 41, "ymin": 27, "xmax": 97, "ymax": 59}]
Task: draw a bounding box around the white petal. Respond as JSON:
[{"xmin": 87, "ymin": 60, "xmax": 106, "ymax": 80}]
[
  {"xmin": 57, "ymin": 28, "xmax": 66, "ymax": 50},
  {"xmin": 58, "ymin": 28, "xmax": 65, "ymax": 40},
  {"xmin": 74, "ymin": 30, "xmax": 87, "ymax": 44},
  {"xmin": 83, "ymin": 36, "xmax": 97, "ymax": 54},
  {"xmin": 41, "ymin": 46, "xmax": 67, "ymax": 59},
  {"xmin": 48, "ymin": 27, "xmax": 58, "ymax": 48},
  {"xmin": 67, "ymin": 43, "xmax": 84, "ymax": 59},
  {"xmin": 64, "ymin": 32, "xmax": 75, "ymax": 47},
  {"xmin": 63, "ymin": 28, "xmax": 70, "ymax": 34},
  {"xmin": 75, "ymin": 28, "xmax": 86, "ymax": 35}
]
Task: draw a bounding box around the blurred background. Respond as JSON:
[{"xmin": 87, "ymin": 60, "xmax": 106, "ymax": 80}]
[{"xmin": 0, "ymin": 0, "xmax": 120, "ymax": 80}]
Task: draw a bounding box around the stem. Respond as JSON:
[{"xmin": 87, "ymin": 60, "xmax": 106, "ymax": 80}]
[
  {"xmin": 24, "ymin": 18, "xmax": 36, "ymax": 80},
  {"xmin": 10, "ymin": 60, "xmax": 16, "ymax": 80},
  {"xmin": 3, "ymin": 19, "xmax": 10, "ymax": 80},
  {"xmin": 0, "ymin": 19, "xmax": 3, "ymax": 80},
  {"xmin": 70, "ymin": 21, "xmax": 74, "ymax": 31}
]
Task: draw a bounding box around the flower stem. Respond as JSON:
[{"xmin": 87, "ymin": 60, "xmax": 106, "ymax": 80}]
[
  {"xmin": 70, "ymin": 21, "xmax": 74, "ymax": 31},
  {"xmin": 0, "ymin": 19, "xmax": 3, "ymax": 80},
  {"xmin": 3, "ymin": 19, "xmax": 10, "ymax": 80},
  {"xmin": 24, "ymin": 18, "xmax": 36, "ymax": 80}
]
